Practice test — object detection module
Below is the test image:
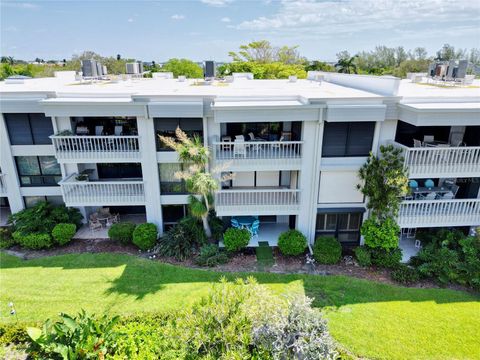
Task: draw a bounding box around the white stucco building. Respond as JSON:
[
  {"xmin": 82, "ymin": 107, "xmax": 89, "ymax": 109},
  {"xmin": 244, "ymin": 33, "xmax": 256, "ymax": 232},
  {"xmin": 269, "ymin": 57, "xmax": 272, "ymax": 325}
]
[{"xmin": 0, "ymin": 71, "xmax": 479, "ymax": 247}]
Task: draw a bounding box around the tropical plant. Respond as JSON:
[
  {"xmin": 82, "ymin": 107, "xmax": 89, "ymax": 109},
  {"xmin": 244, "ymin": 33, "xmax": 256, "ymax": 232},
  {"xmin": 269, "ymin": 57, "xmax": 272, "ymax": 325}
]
[
  {"xmin": 391, "ymin": 264, "xmax": 420, "ymax": 285},
  {"xmin": 27, "ymin": 310, "xmax": 121, "ymax": 359},
  {"xmin": 277, "ymin": 229, "xmax": 307, "ymax": 256},
  {"xmin": 305, "ymin": 60, "xmax": 335, "ymax": 72},
  {"xmin": 51, "ymin": 223, "xmax": 76, "ymax": 246},
  {"xmin": 335, "ymin": 56, "xmax": 358, "ymax": 74},
  {"xmin": 223, "ymin": 228, "xmax": 250, "ymax": 252},
  {"xmin": 370, "ymin": 247, "xmax": 403, "ymax": 268},
  {"xmin": 12, "ymin": 232, "xmax": 52, "ymax": 250},
  {"xmin": 108, "ymin": 222, "xmax": 136, "ymax": 245},
  {"xmin": 357, "ymin": 145, "xmax": 409, "ymax": 219},
  {"xmin": 354, "ymin": 246, "xmax": 372, "ymax": 266},
  {"xmin": 361, "ymin": 216, "xmax": 400, "ymax": 250},
  {"xmin": 313, "ymin": 236, "xmax": 342, "ymax": 264},
  {"xmin": 195, "ymin": 244, "xmax": 229, "ymax": 267},
  {"xmin": 132, "ymin": 223, "xmax": 158, "ymax": 250},
  {"xmin": 0, "ymin": 228, "xmax": 14, "ymax": 249}
]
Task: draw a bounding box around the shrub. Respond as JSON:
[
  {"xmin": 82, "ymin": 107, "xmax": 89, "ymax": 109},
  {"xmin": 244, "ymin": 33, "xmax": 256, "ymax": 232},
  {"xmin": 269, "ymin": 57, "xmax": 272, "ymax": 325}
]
[
  {"xmin": 277, "ymin": 229, "xmax": 307, "ymax": 256},
  {"xmin": 361, "ymin": 216, "xmax": 400, "ymax": 250},
  {"xmin": 13, "ymin": 231, "xmax": 52, "ymax": 249},
  {"xmin": 27, "ymin": 310, "xmax": 120, "ymax": 359},
  {"xmin": 9, "ymin": 201, "xmax": 82, "ymax": 235},
  {"xmin": 178, "ymin": 216, "xmax": 207, "ymax": 245},
  {"xmin": 354, "ymin": 246, "xmax": 372, "ymax": 267},
  {"xmin": 0, "ymin": 228, "xmax": 14, "ymax": 249},
  {"xmin": 313, "ymin": 236, "xmax": 342, "ymax": 264},
  {"xmin": 51, "ymin": 223, "xmax": 76, "ymax": 246},
  {"xmin": 0, "ymin": 323, "xmax": 31, "ymax": 345},
  {"xmin": 195, "ymin": 244, "xmax": 229, "ymax": 267},
  {"xmin": 132, "ymin": 223, "xmax": 158, "ymax": 250},
  {"xmin": 370, "ymin": 247, "xmax": 402, "ymax": 268},
  {"xmin": 108, "ymin": 222, "xmax": 136, "ymax": 245},
  {"xmin": 208, "ymin": 211, "xmax": 225, "ymax": 241},
  {"xmin": 391, "ymin": 264, "xmax": 420, "ymax": 285},
  {"xmin": 223, "ymin": 228, "xmax": 250, "ymax": 252},
  {"xmin": 155, "ymin": 224, "xmax": 196, "ymax": 261}
]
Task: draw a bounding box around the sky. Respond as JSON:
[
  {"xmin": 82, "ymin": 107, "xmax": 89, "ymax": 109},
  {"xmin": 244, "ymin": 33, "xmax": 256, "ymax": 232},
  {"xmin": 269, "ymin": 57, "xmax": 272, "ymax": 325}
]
[{"xmin": 1, "ymin": 0, "xmax": 480, "ymax": 62}]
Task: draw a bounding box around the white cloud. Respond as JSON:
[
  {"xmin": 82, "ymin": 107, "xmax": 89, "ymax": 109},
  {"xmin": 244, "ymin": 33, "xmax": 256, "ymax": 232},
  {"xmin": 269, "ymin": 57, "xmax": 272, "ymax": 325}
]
[
  {"xmin": 236, "ymin": 0, "xmax": 480, "ymax": 37},
  {"xmin": 200, "ymin": 0, "xmax": 233, "ymax": 7},
  {"xmin": 1, "ymin": 2, "xmax": 39, "ymax": 9},
  {"xmin": 221, "ymin": 17, "xmax": 231, "ymax": 23},
  {"xmin": 171, "ymin": 14, "xmax": 186, "ymax": 20},
  {"xmin": 127, "ymin": 18, "xmax": 134, "ymax": 23}
]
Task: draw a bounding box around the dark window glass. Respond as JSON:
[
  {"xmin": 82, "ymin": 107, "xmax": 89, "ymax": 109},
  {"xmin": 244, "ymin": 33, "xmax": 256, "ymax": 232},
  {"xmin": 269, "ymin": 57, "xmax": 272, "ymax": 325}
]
[
  {"xmin": 159, "ymin": 163, "xmax": 187, "ymax": 194},
  {"xmin": 162, "ymin": 205, "xmax": 187, "ymax": 224},
  {"xmin": 16, "ymin": 156, "xmax": 61, "ymax": 186},
  {"xmin": 154, "ymin": 118, "xmax": 203, "ymax": 151},
  {"xmin": 97, "ymin": 163, "xmax": 142, "ymax": 179},
  {"xmin": 24, "ymin": 195, "xmax": 64, "ymax": 208},
  {"xmin": 316, "ymin": 212, "xmax": 363, "ymax": 245},
  {"xmin": 322, "ymin": 122, "xmax": 375, "ymax": 157},
  {"xmin": 4, "ymin": 113, "xmax": 53, "ymax": 145}
]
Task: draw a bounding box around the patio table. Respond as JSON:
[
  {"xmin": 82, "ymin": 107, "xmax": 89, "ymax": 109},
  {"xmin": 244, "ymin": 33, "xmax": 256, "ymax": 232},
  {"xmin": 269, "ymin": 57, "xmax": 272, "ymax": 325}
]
[
  {"xmin": 234, "ymin": 216, "xmax": 256, "ymax": 228},
  {"xmin": 411, "ymin": 186, "xmax": 453, "ymax": 198}
]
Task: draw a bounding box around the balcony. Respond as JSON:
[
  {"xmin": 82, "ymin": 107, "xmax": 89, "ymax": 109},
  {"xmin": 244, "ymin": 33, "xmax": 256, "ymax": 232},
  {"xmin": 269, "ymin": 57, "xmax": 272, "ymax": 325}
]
[
  {"xmin": 0, "ymin": 174, "xmax": 6, "ymax": 195},
  {"xmin": 50, "ymin": 136, "xmax": 141, "ymax": 163},
  {"xmin": 60, "ymin": 174, "xmax": 145, "ymax": 206},
  {"xmin": 398, "ymin": 199, "xmax": 480, "ymax": 228},
  {"xmin": 392, "ymin": 141, "xmax": 480, "ymax": 178},
  {"xmin": 212, "ymin": 141, "xmax": 303, "ymax": 171},
  {"xmin": 214, "ymin": 188, "xmax": 301, "ymax": 216}
]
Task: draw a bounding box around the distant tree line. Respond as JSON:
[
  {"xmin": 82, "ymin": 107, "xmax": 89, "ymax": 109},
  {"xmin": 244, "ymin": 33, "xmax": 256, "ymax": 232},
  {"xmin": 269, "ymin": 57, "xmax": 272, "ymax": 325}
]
[{"xmin": 2, "ymin": 42, "xmax": 479, "ymax": 81}]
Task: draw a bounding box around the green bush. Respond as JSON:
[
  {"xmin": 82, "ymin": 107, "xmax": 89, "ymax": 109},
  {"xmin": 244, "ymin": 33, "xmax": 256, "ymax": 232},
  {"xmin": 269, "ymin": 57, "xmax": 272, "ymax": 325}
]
[
  {"xmin": 0, "ymin": 228, "xmax": 14, "ymax": 249},
  {"xmin": 361, "ymin": 216, "xmax": 400, "ymax": 250},
  {"xmin": 155, "ymin": 224, "xmax": 196, "ymax": 261},
  {"xmin": 195, "ymin": 244, "xmax": 229, "ymax": 267},
  {"xmin": 51, "ymin": 223, "xmax": 76, "ymax": 246},
  {"xmin": 313, "ymin": 236, "xmax": 342, "ymax": 264},
  {"xmin": 208, "ymin": 211, "xmax": 225, "ymax": 241},
  {"xmin": 391, "ymin": 264, "xmax": 420, "ymax": 285},
  {"xmin": 223, "ymin": 228, "xmax": 250, "ymax": 252},
  {"xmin": 0, "ymin": 323, "xmax": 31, "ymax": 346},
  {"xmin": 27, "ymin": 310, "xmax": 120, "ymax": 359},
  {"xmin": 354, "ymin": 246, "xmax": 372, "ymax": 267},
  {"xmin": 277, "ymin": 229, "xmax": 307, "ymax": 256},
  {"xmin": 9, "ymin": 201, "xmax": 82, "ymax": 236},
  {"xmin": 13, "ymin": 231, "xmax": 52, "ymax": 250},
  {"xmin": 179, "ymin": 216, "xmax": 207, "ymax": 245},
  {"xmin": 370, "ymin": 247, "xmax": 402, "ymax": 268},
  {"xmin": 108, "ymin": 222, "xmax": 136, "ymax": 245},
  {"xmin": 132, "ymin": 223, "xmax": 158, "ymax": 250}
]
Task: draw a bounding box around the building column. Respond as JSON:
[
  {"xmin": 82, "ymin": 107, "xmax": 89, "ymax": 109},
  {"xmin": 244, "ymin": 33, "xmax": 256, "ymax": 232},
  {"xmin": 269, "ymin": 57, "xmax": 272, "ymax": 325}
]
[
  {"xmin": 0, "ymin": 114, "xmax": 24, "ymax": 213},
  {"xmin": 137, "ymin": 116, "xmax": 163, "ymax": 233}
]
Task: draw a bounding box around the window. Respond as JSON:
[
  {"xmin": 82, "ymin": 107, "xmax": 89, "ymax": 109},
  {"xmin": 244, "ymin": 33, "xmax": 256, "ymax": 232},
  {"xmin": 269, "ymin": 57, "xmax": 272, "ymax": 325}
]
[
  {"xmin": 316, "ymin": 211, "xmax": 363, "ymax": 245},
  {"xmin": 322, "ymin": 122, "xmax": 375, "ymax": 157},
  {"xmin": 15, "ymin": 156, "xmax": 61, "ymax": 186},
  {"xmin": 162, "ymin": 205, "xmax": 188, "ymax": 230},
  {"xmin": 97, "ymin": 163, "xmax": 142, "ymax": 179},
  {"xmin": 24, "ymin": 196, "xmax": 64, "ymax": 208},
  {"xmin": 5, "ymin": 113, "xmax": 54, "ymax": 145},
  {"xmin": 159, "ymin": 163, "xmax": 187, "ymax": 194},
  {"xmin": 154, "ymin": 118, "xmax": 203, "ymax": 151}
]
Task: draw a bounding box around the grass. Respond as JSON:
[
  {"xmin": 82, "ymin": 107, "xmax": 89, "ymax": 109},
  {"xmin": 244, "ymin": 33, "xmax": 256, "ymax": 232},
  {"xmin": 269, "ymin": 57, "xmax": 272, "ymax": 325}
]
[
  {"xmin": 255, "ymin": 241, "xmax": 274, "ymax": 270},
  {"xmin": 1, "ymin": 252, "xmax": 479, "ymax": 360}
]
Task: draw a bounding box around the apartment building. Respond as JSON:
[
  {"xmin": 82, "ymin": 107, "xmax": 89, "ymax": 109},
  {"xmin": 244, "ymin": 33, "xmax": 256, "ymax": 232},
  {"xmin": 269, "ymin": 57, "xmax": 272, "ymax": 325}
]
[{"xmin": 0, "ymin": 71, "xmax": 479, "ymax": 248}]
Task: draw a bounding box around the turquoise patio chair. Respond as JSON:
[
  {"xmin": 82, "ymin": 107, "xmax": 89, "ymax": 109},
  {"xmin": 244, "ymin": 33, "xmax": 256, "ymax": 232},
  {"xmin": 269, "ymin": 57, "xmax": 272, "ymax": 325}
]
[
  {"xmin": 231, "ymin": 218, "xmax": 240, "ymax": 228},
  {"xmin": 250, "ymin": 220, "xmax": 260, "ymax": 236}
]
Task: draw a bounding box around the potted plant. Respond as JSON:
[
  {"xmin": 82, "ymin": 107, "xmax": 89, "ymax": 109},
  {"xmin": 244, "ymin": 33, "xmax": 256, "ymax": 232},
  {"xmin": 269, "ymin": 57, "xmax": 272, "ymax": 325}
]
[
  {"xmin": 75, "ymin": 173, "xmax": 89, "ymax": 182},
  {"xmin": 56, "ymin": 129, "xmax": 73, "ymax": 136}
]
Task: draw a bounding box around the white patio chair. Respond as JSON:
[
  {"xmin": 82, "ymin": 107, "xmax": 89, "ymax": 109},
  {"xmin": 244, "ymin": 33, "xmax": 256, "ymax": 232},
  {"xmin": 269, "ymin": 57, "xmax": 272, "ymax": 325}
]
[
  {"xmin": 114, "ymin": 126, "xmax": 123, "ymax": 136},
  {"xmin": 248, "ymin": 132, "xmax": 256, "ymax": 141},
  {"xmin": 95, "ymin": 126, "xmax": 104, "ymax": 136},
  {"xmin": 413, "ymin": 139, "xmax": 423, "ymax": 147},
  {"xmin": 233, "ymin": 139, "xmax": 246, "ymax": 158},
  {"xmin": 423, "ymin": 135, "xmax": 434, "ymax": 143},
  {"xmin": 441, "ymin": 192, "xmax": 454, "ymax": 200},
  {"xmin": 424, "ymin": 192, "xmax": 437, "ymax": 200},
  {"xmin": 89, "ymin": 220, "xmax": 102, "ymax": 233}
]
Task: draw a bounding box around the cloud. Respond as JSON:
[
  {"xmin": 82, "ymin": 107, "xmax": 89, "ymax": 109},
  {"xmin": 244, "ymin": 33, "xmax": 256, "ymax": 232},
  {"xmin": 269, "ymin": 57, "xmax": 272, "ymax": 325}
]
[
  {"xmin": 221, "ymin": 17, "xmax": 231, "ymax": 23},
  {"xmin": 171, "ymin": 14, "xmax": 186, "ymax": 20},
  {"xmin": 200, "ymin": 0, "xmax": 233, "ymax": 7},
  {"xmin": 1, "ymin": 2, "xmax": 39, "ymax": 9},
  {"xmin": 127, "ymin": 18, "xmax": 134, "ymax": 23},
  {"xmin": 236, "ymin": 0, "xmax": 480, "ymax": 37}
]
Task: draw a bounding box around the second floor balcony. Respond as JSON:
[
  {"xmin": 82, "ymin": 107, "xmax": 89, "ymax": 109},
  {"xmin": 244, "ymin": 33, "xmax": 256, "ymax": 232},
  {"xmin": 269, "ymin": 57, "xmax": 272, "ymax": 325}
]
[
  {"xmin": 51, "ymin": 135, "xmax": 141, "ymax": 163},
  {"xmin": 59, "ymin": 174, "xmax": 145, "ymax": 206},
  {"xmin": 214, "ymin": 187, "xmax": 301, "ymax": 216}
]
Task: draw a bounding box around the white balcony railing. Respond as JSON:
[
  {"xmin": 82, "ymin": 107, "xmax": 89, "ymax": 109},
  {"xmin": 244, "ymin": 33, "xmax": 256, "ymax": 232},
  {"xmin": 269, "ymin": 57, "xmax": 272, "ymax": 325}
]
[
  {"xmin": 0, "ymin": 174, "xmax": 6, "ymax": 194},
  {"xmin": 215, "ymin": 188, "xmax": 301, "ymax": 215},
  {"xmin": 60, "ymin": 174, "xmax": 145, "ymax": 206},
  {"xmin": 398, "ymin": 199, "xmax": 480, "ymax": 228},
  {"xmin": 391, "ymin": 141, "xmax": 480, "ymax": 178},
  {"xmin": 50, "ymin": 136, "xmax": 141, "ymax": 162},
  {"xmin": 212, "ymin": 141, "xmax": 303, "ymax": 170}
]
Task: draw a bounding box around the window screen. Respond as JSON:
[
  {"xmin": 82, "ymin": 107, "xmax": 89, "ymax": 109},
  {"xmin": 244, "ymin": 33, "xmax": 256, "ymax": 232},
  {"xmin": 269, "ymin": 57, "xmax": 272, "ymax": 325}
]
[
  {"xmin": 322, "ymin": 122, "xmax": 375, "ymax": 157},
  {"xmin": 4, "ymin": 113, "xmax": 53, "ymax": 145}
]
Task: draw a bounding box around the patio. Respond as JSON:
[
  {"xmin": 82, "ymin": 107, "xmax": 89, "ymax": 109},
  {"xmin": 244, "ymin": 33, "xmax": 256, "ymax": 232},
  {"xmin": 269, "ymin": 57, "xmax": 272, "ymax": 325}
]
[
  {"xmin": 399, "ymin": 234, "xmax": 421, "ymax": 263},
  {"xmin": 74, "ymin": 213, "xmax": 146, "ymax": 239},
  {"xmin": 220, "ymin": 222, "xmax": 290, "ymax": 248}
]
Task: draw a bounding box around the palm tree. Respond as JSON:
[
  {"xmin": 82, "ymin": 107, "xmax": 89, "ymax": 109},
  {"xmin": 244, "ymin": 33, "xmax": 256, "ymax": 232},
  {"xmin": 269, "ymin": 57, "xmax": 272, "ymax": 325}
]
[
  {"xmin": 335, "ymin": 56, "xmax": 358, "ymax": 74},
  {"xmin": 159, "ymin": 128, "xmax": 225, "ymax": 238}
]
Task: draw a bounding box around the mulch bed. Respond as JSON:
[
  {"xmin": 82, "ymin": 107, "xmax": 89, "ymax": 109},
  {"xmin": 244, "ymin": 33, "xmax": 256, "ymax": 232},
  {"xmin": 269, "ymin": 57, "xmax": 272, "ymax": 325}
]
[{"xmin": 2, "ymin": 238, "xmax": 471, "ymax": 292}]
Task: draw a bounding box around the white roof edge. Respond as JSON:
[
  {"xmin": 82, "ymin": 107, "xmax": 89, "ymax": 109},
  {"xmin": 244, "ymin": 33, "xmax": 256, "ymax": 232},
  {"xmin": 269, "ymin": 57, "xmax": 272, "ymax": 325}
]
[{"xmin": 399, "ymin": 102, "xmax": 480, "ymax": 112}]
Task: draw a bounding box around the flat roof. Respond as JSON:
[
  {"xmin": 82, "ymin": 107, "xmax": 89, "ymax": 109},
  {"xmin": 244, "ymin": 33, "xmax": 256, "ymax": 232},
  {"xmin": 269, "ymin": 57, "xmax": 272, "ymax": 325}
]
[
  {"xmin": 398, "ymin": 79, "xmax": 480, "ymax": 101},
  {"xmin": 400, "ymin": 102, "xmax": 480, "ymax": 111}
]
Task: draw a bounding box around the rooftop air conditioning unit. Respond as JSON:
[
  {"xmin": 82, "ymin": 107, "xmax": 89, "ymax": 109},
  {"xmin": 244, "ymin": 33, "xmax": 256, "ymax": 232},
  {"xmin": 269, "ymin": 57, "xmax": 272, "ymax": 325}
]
[
  {"xmin": 126, "ymin": 62, "xmax": 140, "ymax": 74},
  {"xmin": 96, "ymin": 61, "xmax": 103, "ymax": 76},
  {"xmin": 81, "ymin": 59, "xmax": 98, "ymax": 77},
  {"xmin": 204, "ymin": 60, "xmax": 216, "ymax": 78},
  {"xmin": 102, "ymin": 65, "xmax": 108, "ymax": 75}
]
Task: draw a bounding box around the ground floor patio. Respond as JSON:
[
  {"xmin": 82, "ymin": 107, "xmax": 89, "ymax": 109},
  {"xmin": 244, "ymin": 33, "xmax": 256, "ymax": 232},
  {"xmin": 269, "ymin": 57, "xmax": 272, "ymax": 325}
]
[
  {"xmin": 220, "ymin": 222, "xmax": 290, "ymax": 247},
  {"xmin": 74, "ymin": 213, "xmax": 146, "ymax": 239},
  {"xmin": 399, "ymin": 234, "xmax": 421, "ymax": 262}
]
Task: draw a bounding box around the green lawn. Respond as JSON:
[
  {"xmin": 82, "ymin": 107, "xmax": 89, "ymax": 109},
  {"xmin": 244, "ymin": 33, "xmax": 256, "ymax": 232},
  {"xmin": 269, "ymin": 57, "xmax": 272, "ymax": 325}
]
[{"xmin": 1, "ymin": 252, "xmax": 479, "ymax": 360}]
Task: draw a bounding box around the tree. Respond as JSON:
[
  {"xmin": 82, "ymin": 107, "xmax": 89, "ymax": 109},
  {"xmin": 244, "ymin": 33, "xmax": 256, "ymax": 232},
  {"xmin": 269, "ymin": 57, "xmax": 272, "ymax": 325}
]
[
  {"xmin": 158, "ymin": 58, "xmax": 203, "ymax": 78},
  {"xmin": 357, "ymin": 145, "xmax": 409, "ymax": 220},
  {"xmin": 1, "ymin": 56, "xmax": 15, "ymax": 65},
  {"xmin": 435, "ymin": 43, "xmax": 467, "ymax": 61},
  {"xmin": 228, "ymin": 40, "xmax": 305, "ymax": 64},
  {"xmin": 218, "ymin": 61, "xmax": 307, "ymax": 79},
  {"xmin": 391, "ymin": 59, "xmax": 430, "ymax": 78},
  {"xmin": 159, "ymin": 128, "xmax": 226, "ymax": 238},
  {"xmin": 335, "ymin": 56, "xmax": 358, "ymax": 74},
  {"xmin": 116, "ymin": 54, "xmax": 121, "ymax": 60},
  {"xmin": 305, "ymin": 61, "xmax": 335, "ymax": 72}
]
